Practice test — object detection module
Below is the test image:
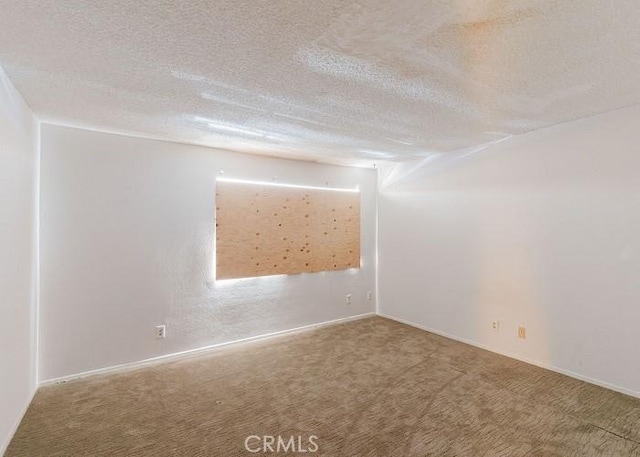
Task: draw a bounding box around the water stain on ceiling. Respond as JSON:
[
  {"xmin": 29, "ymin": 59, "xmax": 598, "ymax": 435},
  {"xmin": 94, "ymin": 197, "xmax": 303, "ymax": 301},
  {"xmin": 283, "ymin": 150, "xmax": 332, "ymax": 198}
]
[{"xmin": 0, "ymin": 0, "xmax": 638, "ymax": 165}]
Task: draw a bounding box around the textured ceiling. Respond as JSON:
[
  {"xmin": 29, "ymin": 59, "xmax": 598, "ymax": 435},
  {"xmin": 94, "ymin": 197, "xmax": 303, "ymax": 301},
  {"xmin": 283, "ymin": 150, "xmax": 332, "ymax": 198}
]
[{"xmin": 1, "ymin": 1, "xmax": 640, "ymax": 165}]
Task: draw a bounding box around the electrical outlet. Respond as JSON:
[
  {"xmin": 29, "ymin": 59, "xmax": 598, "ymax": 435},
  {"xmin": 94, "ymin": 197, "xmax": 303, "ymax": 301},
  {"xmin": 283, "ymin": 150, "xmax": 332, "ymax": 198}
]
[
  {"xmin": 518, "ymin": 326, "xmax": 526, "ymax": 339},
  {"xmin": 345, "ymin": 294, "xmax": 352, "ymax": 305},
  {"xmin": 367, "ymin": 291, "xmax": 373, "ymax": 301},
  {"xmin": 155, "ymin": 324, "xmax": 166, "ymax": 339},
  {"xmin": 492, "ymin": 321, "xmax": 500, "ymax": 332}
]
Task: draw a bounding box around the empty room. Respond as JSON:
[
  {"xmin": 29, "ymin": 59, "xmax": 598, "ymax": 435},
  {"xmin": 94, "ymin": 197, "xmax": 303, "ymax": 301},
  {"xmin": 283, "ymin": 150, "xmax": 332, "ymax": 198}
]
[{"xmin": 1, "ymin": 1, "xmax": 640, "ymax": 456}]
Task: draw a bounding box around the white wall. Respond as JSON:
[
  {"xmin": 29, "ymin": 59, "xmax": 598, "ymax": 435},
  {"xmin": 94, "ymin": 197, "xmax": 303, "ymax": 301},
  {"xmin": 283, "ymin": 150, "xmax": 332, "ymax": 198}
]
[
  {"xmin": 39, "ymin": 124, "xmax": 377, "ymax": 381},
  {"xmin": 0, "ymin": 68, "xmax": 38, "ymax": 452},
  {"xmin": 379, "ymin": 105, "xmax": 640, "ymax": 397}
]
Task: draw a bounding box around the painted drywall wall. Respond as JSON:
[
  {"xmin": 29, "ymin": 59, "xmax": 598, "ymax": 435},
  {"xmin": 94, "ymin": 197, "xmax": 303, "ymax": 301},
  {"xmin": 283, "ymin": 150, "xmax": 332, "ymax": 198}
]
[
  {"xmin": 378, "ymin": 105, "xmax": 640, "ymax": 396},
  {"xmin": 39, "ymin": 124, "xmax": 376, "ymax": 381},
  {"xmin": 0, "ymin": 68, "xmax": 38, "ymax": 453}
]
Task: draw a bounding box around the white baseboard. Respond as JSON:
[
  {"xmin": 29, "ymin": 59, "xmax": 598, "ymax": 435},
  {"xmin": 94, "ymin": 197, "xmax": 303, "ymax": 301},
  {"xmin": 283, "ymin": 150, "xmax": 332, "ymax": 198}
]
[
  {"xmin": 1, "ymin": 385, "xmax": 37, "ymax": 456},
  {"xmin": 378, "ymin": 312, "xmax": 640, "ymax": 400},
  {"xmin": 40, "ymin": 312, "xmax": 376, "ymax": 387}
]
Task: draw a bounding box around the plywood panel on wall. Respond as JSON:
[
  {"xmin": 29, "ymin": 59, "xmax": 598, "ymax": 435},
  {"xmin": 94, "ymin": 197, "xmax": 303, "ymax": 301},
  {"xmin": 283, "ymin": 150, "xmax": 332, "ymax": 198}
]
[{"xmin": 216, "ymin": 180, "xmax": 360, "ymax": 280}]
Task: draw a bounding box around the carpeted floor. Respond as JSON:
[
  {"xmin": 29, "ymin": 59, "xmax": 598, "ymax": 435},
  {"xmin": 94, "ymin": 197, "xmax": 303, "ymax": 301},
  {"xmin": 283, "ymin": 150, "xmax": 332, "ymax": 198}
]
[{"xmin": 6, "ymin": 316, "xmax": 640, "ymax": 456}]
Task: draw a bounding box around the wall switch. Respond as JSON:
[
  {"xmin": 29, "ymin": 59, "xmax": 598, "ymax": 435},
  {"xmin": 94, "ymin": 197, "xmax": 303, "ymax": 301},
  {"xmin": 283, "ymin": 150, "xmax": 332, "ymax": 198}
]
[
  {"xmin": 518, "ymin": 326, "xmax": 527, "ymax": 339},
  {"xmin": 155, "ymin": 324, "xmax": 166, "ymax": 339},
  {"xmin": 492, "ymin": 321, "xmax": 500, "ymax": 332},
  {"xmin": 367, "ymin": 291, "xmax": 373, "ymax": 301},
  {"xmin": 345, "ymin": 294, "xmax": 352, "ymax": 305}
]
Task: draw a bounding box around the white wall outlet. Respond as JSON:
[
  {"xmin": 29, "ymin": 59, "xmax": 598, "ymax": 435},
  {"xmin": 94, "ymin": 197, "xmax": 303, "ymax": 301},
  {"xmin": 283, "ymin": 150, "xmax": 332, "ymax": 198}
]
[
  {"xmin": 367, "ymin": 291, "xmax": 373, "ymax": 301},
  {"xmin": 492, "ymin": 321, "xmax": 500, "ymax": 332},
  {"xmin": 155, "ymin": 324, "xmax": 166, "ymax": 339},
  {"xmin": 345, "ymin": 294, "xmax": 352, "ymax": 305}
]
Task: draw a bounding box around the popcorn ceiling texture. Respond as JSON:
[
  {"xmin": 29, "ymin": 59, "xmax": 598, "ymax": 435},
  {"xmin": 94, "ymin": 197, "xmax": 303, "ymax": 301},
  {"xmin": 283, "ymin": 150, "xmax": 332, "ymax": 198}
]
[{"xmin": 0, "ymin": 0, "xmax": 639, "ymax": 165}]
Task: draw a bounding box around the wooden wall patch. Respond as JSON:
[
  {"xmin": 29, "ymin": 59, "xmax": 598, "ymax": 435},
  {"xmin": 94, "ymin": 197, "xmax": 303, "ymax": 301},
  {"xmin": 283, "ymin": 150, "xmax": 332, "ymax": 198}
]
[{"xmin": 215, "ymin": 180, "xmax": 360, "ymax": 280}]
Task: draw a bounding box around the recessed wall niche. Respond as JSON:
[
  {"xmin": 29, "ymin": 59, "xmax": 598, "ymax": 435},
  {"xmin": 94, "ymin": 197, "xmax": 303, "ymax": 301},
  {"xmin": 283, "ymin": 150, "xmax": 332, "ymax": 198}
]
[{"xmin": 215, "ymin": 179, "xmax": 360, "ymax": 280}]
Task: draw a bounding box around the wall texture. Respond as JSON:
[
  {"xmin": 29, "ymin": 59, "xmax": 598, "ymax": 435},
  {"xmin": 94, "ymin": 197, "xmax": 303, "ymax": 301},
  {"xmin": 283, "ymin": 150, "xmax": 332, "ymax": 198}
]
[
  {"xmin": 379, "ymin": 105, "xmax": 640, "ymax": 397},
  {"xmin": 39, "ymin": 124, "xmax": 376, "ymax": 381},
  {"xmin": 0, "ymin": 68, "xmax": 38, "ymax": 453}
]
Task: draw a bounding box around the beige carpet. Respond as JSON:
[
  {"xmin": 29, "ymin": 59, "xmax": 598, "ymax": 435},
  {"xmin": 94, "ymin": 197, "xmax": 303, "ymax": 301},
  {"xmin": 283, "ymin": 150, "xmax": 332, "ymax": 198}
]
[{"xmin": 6, "ymin": 316, "xmax": 640, "ymax": 456}]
